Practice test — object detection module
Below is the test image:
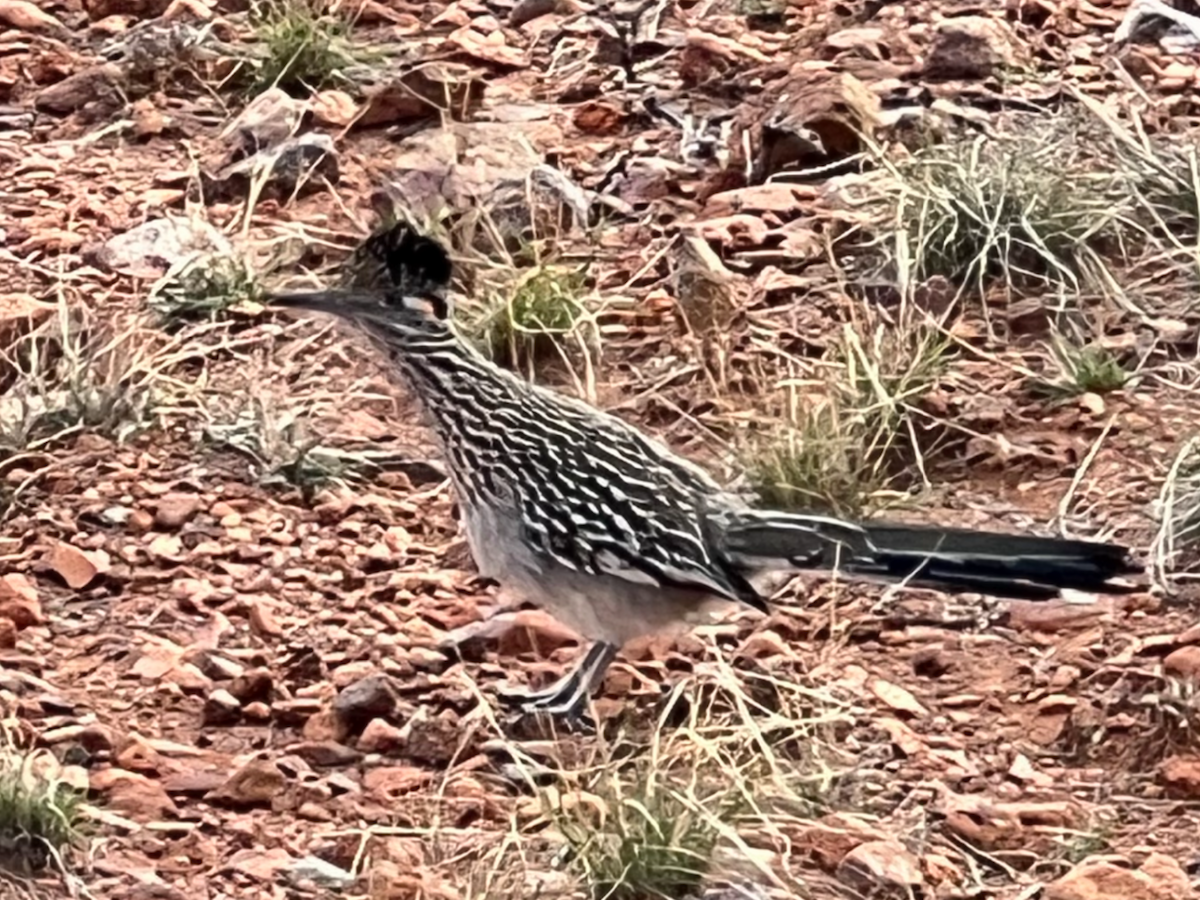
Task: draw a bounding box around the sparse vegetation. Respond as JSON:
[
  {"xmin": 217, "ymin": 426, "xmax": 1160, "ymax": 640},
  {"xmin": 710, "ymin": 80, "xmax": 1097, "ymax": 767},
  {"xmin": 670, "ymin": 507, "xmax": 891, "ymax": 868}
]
[
  {"xmin": 747, "ymin": 308, "xmax": 951, "ymax": 516},
  {"xmin": 1062, "ymin": 673, "xmax": 1200, "ymax": 769},
  {"xmin": 1055, "ymin": 818, "xmax": 1116, "ymax": 865},
  {"xmin": 202, "ymin": 392, "xmax": 373, "ymax": 498},
  {"xmin": 1151, "ymin": 435, "xmax": 1200, "ymax": 582},
  {"xmin": 1030, "ymin": 329, "xmax": 1129, "ymax": 399},
  {"xmin": 0, "ymin": 301, "xmax": 175, "ymax": 452},
  {"xmin": 735, "ymin": 0, "xmax": 788, "ymax": 24},
  {"xmin": 1077, "ymin": 89, "xmax": 1200, "ymax": 238},
  {"xmin": 473, "ymin": 264, "xmax": 590, "ymax": 371},
  {"xmin": 242, "ymin": 0, "xmax": 361, "ymax": 97},
  {"xmin": 5, "ymin": 3, "xmax": 1200, "ymax": 897},
  {"xmin": 0, "ymin": 725, "xmax": 86, "ymax": 875},
  {"xmin": 874, "ymin": 118, "xmax": 1131, "ymax": 304},
  {"xmin": 148, "ymin": 254, "xmax": 265, "ymax": 329},
  {"xmin": 554, "ymin": 761, "xmax": 731, "ymax": 900},
  {"xmin": 521, "ymin": 664, "xmax": 857, "ymax": 900}
]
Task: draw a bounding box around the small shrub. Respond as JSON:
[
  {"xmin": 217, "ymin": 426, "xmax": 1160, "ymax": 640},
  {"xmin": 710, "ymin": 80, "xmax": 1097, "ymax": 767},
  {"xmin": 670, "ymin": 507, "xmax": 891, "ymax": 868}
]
[
  {"xmin": 0, "ymin": 303, "xmax": 171, "ymax": 452},
  {"xmin": 868, "ymin": 112, "xmax": 1135, "ymax": 317},
  {"xmin": 0, "ymin": 727, "xmax": 86, "ymax": 875},
  {"xmin": 1030, "ymin": 331, "xmax": 1128, "ymax": 399},
  {"xmin": 149, "ymin": 255, "xmax": 264, "ymax": 329},
  {"xmin": 747, "ymin": 313, "xmax": 950, "ymax": 516},
  {"xmin": 245, "ymin": 0, "xmax": 359, "ymax": 97},
  {"xmin": 474, "ymin": 265, "xmax": 589, "ymax": 371}
]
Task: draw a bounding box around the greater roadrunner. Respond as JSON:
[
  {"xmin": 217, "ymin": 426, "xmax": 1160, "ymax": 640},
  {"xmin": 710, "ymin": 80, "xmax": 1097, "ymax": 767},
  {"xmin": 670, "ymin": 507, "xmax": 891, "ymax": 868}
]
[{"xmin": 269, "ymin": 223, "xmax": 1141, "ymax": 722}]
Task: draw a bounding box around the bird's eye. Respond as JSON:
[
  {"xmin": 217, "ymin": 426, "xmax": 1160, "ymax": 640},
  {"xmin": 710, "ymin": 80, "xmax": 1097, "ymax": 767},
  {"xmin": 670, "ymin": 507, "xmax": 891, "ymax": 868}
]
[{"xmin": 427, "ymin": 296, "xmax": 450, "ymax": 319}]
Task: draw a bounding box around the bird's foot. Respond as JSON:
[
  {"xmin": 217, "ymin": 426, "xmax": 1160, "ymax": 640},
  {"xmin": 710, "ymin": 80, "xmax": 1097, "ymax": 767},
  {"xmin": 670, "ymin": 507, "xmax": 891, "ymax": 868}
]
[
  {"xmin": 497, "ymin": 678, "xmax": 577, "ymax": 707},
  {"xmin": 498, "ymin": 673, "xmax": 594, "ymax": 727},
  {"xmin": 497, "ymin": 641, "xmax": 617, "ymax": 730}
]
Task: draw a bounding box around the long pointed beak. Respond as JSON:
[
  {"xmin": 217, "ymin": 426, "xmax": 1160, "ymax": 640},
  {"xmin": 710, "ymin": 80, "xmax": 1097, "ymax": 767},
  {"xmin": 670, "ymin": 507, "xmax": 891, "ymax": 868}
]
[{"xmin": 266, "ymin": 289, "xmax": 376, "ymax": 317}]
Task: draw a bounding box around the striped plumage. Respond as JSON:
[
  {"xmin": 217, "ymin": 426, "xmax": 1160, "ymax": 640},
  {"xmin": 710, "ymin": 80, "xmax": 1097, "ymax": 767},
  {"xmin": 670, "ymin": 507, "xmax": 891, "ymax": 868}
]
[{"xmin": 269, "ymin": 223, "xmax": 1141, "ymax": 722}]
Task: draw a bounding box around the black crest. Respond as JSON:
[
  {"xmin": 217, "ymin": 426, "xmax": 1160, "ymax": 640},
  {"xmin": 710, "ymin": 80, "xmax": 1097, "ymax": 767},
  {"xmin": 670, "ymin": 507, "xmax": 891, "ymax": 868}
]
[{"xmin": 359, "ymin": 221, "xmax": 453, "ymax": 300}]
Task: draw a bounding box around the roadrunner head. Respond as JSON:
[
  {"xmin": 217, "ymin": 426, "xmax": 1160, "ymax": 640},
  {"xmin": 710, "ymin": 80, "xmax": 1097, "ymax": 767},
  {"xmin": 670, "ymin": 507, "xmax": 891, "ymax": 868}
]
[{"xmin": 266, "ymin": 222, "xmax": 456, "ymax": 341}]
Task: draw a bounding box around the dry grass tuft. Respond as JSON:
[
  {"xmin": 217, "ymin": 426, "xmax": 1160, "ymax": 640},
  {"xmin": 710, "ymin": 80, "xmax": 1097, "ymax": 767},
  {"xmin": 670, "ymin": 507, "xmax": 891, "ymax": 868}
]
[
  {"xmin": 854, "ymin": 97, "xmax": 1200, "ymax": 338},
  {"xmin": 1151, "ymin": 435, "xmax": 1200, "ymax": 584},
  {"xmin": 488, "ymin": 656, "xmax": 864, "ymax": 899},
  {"xmin": 746, "ymin": 303, "xmax": 951, "ymax": 517},
  {"xmin": 241, "ymin": 0, "xmax": 366, "ymax": 97},
  {"xmin": 873, "ymin": 113, "xmax": 1132, "ymax": 308},
  {"xmin": 0, "ymin": 722, "xmax": 86, "ymax": 877},
  {"xmin": 0, "ymin": 300, "xmax": 181, "ymax": 453},
  {"xmin": 1076, "ymin": 88, "xmax": 1200, "ymax": 242},
  {"xmin": 202, "ymin": 391, "xmax": 364, "ymax": 496}
]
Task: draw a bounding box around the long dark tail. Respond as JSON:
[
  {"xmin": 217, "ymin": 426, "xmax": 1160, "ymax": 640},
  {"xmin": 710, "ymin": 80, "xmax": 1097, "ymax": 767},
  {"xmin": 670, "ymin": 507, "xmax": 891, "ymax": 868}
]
[{"xmin": 718, "ymin": 511, "xmax": 1141, "ymax": 600}]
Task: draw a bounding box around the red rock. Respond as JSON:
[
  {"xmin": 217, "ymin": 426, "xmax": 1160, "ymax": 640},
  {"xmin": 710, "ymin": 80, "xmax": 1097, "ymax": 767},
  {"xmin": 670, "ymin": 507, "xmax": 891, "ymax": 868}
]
[
  {"xmin": 248, "ymin": 600, "xmax": 284, "ymax": 638},
  {"xmin": 363, "ymin": 766, "xmax": 432, "ymax": 803},
  {"xmin": 358, "ymin": 718, "xmax": 405, "ymax": 754},
  {"xmin": 288, "ymin": 740, "xmax": 362, "ymax": 768},
  {"xmin": 152, "ymin": 492, "xmax": 201, "ymax": 529},
  {"xmin": 0, "ymin": 574, "xmax": 43, "ymax": 628},
  {"xmin": 1159, "ymin": 755, "xmax": 1200, "ymax": 799},
  {"xmin": 229, "ymin": 668, "xmax": 274, "ymax": 704},
  {"xmin": 1045, "ymin": 852, "xmax": 1190, "ymax": 900},
  {"xmin": 161, "ymin": 769, "xmax": 227, "ymax": 795},
  {"xmin": 243, "ymin": 701, "xmax": 272, "ymax": 721},
  {"xmin": 43, "ymin": 542, "xmax": 101, "ymax": 589},
  {"xmin": 163, "ymin": 663, "xmax": 214, "ymax": 695},
  {"xmin": 225, "ymin": 847, "xmax": 293, "ymax": 882},
  {"xmin": 1006, "ymin": 598, "xmax": 1115, "ymax": 633},
  {"xmin": 131, "ymin": 641, "xmax": 183, "ymax": 680},
  {"xmin": 1163, "ymin": 645, "xmax": 1200, "ymax": 681},
  {"xmin": 439, "ymin": 609, "xmax": 578, "ymax": 660},
  {"xmin": 837, "ymin": 839, "xmax": 924, "ymax": 894},
  {"xmin": 201, "ymin": 689, "xmax": 242, "ymax": 726},
  {"xmin": 302, "ymin": 709, "xmax": 347, "ymax": 742},
  {"xmin": 794, "ymin": 814, "xmax": 886, "ymax": 871},
  {"xmin": 572, "ymin": 100, "xmax": 624, "ymax": 135},
  {"xmin": 404, "ymin": 711, "xmax": 462, "ymax": 766},
  {"xmin": 79, "ymin": 724, "xmax": 115, "ymax": 755},
  {"xmin": 114, "ymin": 735, "xmax": 165, "ymax": 774},
  {"xmin": 128, "ymin": 509, "xmax": 155, "ymax": 532},
  {"xmin": 92, "ymin": 771, "xmax": 178, "ymax": 821},
  {"xmin": 205, "ymin": 757, "xmax": 286, "ymax": 808},
  {"xmin": 333, "ymin": 674, "xmax": 399, "ymax": 734}
]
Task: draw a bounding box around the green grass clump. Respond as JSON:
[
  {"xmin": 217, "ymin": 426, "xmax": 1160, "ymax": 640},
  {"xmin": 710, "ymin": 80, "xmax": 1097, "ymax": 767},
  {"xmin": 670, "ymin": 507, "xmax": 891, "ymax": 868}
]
[
  {"xmin": 245, "ymin": 0, "xmax": 360, "ymax": 97},
  {"xmin": 747, "ymin": 313, "xmax": 951, "ymax": 517},
  {"xmin": 1030, "ymin": 331, "xmax": 1128, "ymax": 399},
  {"xmin": 149, "ymin": 255, "xmax": 265, "ymax": 329},
  {"xmin": 475, "ymin": 265, "xmax": 589, "ymax": 371},
  {"xmin": 0, "ymin": 729, "xmax": 86, "ymax": 874}
]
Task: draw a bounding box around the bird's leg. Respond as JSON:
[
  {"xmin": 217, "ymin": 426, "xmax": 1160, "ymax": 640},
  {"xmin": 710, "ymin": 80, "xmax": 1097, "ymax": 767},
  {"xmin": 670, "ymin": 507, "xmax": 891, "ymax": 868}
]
[{"xmin": 499, "ymin": 641, "xmax": 618, "ymax": 719}]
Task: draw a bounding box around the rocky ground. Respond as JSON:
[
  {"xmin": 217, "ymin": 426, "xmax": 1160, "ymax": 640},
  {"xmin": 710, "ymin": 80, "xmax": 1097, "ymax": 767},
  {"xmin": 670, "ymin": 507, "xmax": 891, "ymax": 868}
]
[{"xmin": 2, "ymin": 0, "xmax": 1200, "ymax": 898}]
